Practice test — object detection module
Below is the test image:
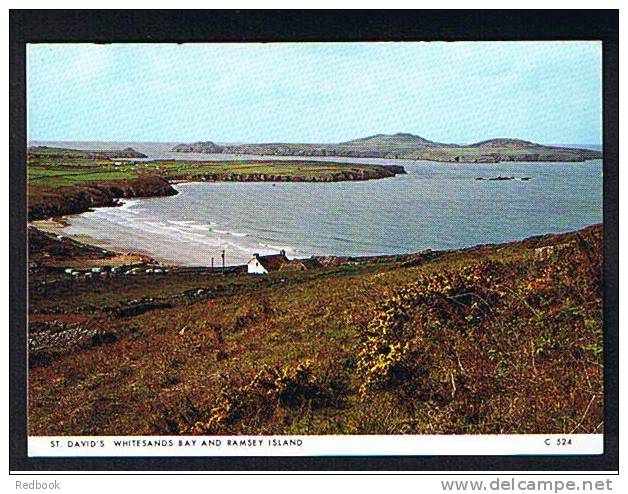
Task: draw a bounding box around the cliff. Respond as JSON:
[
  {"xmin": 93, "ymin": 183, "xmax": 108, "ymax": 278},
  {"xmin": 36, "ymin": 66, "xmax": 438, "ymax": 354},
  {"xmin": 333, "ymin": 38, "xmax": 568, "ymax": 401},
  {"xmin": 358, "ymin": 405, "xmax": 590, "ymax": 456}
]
[
  {"xmin": 28, "ymin": 175, "xmax": 177, "ymax": 221},
  {"xmin": 174, "ymin": 165, "xmax": 406, "ymax": 183}
]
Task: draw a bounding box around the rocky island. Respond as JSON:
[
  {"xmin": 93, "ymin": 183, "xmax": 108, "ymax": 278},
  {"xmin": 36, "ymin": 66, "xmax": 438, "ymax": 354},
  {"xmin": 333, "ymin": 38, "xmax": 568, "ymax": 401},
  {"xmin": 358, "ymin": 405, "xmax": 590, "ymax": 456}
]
[{"xmin": 172, "ymin": 133, "xmax": 602, "ymax": 163}]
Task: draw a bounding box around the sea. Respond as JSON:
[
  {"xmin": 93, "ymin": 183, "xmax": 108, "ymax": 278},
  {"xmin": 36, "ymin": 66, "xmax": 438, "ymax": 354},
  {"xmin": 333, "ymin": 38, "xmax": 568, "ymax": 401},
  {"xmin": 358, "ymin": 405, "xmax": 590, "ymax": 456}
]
[{"xmin": 29, "ymin": 141, "xmax": 604, "ymax": 266}]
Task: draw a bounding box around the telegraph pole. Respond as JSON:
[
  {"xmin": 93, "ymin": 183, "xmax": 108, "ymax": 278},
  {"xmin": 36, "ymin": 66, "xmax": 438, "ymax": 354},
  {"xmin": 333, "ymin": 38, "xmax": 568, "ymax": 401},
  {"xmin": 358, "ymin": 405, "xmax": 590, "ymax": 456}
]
[{"xmin": 221, "ymin": 249, "xmax": 225, "ymax": 272}]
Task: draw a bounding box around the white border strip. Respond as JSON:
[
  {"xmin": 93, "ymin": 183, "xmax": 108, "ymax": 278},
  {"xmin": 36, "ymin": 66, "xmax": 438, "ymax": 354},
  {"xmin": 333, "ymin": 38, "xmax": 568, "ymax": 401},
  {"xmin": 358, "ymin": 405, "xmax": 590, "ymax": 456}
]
[{"xmin": 29, "ymin": 434, "xmax": 603, "ymax": 457}]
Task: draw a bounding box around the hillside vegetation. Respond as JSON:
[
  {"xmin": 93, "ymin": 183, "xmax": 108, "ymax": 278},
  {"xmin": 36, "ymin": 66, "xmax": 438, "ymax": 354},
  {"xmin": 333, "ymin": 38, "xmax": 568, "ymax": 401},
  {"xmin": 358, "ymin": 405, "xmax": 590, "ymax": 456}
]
[{"xmin": 28, "ymin": 225, "xmax": 603, "ymax": 436}]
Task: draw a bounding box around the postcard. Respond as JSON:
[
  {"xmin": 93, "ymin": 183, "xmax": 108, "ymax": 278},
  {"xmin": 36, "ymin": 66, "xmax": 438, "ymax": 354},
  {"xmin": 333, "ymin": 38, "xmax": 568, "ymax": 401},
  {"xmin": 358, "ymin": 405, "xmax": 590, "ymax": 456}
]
[{"xmin": 14, "ymin": 20, "xmax": 615, "ymax": 468}]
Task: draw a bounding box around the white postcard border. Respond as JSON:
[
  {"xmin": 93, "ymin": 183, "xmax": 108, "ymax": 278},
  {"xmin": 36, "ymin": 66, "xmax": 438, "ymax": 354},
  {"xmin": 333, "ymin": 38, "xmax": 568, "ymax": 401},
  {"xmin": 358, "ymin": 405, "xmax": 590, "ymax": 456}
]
[{"xmin": 28, "ymin": 434, "xmax": 603, "ymax": 457}]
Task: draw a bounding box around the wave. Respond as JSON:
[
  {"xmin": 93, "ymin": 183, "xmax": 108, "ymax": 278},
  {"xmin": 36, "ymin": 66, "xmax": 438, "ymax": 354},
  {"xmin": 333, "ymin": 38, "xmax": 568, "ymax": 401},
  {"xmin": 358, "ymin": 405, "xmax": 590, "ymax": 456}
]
[
  {"xmin": 167, "ymin": 220, "xmax": 215, "ymax": 231},
  {"xmin": 257, "ymin": 242, "xmax": 295, "ymax": 253},
  {"xmin": 211, "ymin": 228, "xmax": 248, "ymax": 237}
]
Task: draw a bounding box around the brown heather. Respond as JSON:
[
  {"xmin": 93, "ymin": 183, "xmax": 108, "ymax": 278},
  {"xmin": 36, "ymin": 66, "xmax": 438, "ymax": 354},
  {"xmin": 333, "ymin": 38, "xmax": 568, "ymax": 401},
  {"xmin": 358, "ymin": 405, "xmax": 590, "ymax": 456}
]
[{"xmin": 28, "ymin": 225, "xmax": 603, "ymax": 435}]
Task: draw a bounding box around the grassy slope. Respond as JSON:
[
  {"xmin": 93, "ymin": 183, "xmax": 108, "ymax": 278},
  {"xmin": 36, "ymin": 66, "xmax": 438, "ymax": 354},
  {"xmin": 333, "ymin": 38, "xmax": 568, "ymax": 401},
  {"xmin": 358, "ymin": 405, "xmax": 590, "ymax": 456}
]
[{"xmin": 28, "ymin": 225, "xmax": 603, "ymax": 436}]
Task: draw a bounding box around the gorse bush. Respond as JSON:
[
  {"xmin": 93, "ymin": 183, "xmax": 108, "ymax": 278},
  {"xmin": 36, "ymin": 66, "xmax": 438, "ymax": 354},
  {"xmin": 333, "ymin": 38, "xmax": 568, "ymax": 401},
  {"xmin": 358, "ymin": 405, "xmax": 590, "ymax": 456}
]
[
  {"xmin": 357, "ymin": 261, "xmax": 504, "ymax": 398},
  {"xmin": 357, "ymin": 228, "xmax": 603, "ymax": 433},
  {"xmin": 200, "ymin": 360, "xmax": 317, "ymax": 432},
  {"xmin": 151, "ymin": 360, "xmax": 325, "ymax": 434}
]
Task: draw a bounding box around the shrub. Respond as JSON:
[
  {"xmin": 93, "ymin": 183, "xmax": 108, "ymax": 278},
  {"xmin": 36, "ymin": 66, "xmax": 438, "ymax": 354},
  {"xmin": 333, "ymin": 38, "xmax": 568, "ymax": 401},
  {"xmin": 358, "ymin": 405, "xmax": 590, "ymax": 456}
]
[
  {"xmin": 357, "ymin": 261, "xmax": 504, "ymax": 398},
  {"xmin": 177, "ymin": 360, "xmax": 322, "ymax": 434},
  {"xmin": 356, "ymin": 227, "xmax": 603, "ymax": 433}
]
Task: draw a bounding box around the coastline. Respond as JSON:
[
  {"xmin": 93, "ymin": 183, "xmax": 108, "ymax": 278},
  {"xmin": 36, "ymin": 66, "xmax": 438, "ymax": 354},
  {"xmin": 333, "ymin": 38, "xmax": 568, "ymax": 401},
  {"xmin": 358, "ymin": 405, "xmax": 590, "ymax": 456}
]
[
  {"xmin": 27, "ymin": 151, "xmax": 602, "ymax": 269},
  {"xmin": 28, "ymin": 214, "xmax": 604, "ymax": 272},
  {"xmin": 29, "ymin": 218, "xmax": 178, "ymax": 267},
  {"xmin": 27, "ymin": 161, "xmax": 407, "ymax": 222},
  {"xmin": 28, "ymin": 158, "xmax": 603, "ymax": 269}
]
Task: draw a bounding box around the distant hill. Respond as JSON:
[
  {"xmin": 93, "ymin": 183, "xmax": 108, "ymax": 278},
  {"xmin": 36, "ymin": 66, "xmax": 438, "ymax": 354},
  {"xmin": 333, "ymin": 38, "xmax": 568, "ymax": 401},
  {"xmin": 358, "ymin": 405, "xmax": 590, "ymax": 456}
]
[
  {"xmin": 340, "ymin": 132, "xmax": 440, "ymax": 147},
  {"xmin": 171, "ymin": 133, "xmax": 602, "ymax": 163},
  {"xmin": 469, "ymin": 138, "xmax": 538, "ymax": 149},
  {"xmin": 170, "ymin": 141, "xmax": 222, "ymax": 153}
]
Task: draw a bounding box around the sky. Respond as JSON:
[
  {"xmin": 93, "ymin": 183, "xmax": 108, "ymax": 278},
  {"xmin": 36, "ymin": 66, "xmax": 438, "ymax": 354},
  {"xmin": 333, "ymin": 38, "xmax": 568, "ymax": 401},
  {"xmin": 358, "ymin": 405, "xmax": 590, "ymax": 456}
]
[{"xmin": 27, "ymin": 42, "xmax": 602, "ymax": 145}]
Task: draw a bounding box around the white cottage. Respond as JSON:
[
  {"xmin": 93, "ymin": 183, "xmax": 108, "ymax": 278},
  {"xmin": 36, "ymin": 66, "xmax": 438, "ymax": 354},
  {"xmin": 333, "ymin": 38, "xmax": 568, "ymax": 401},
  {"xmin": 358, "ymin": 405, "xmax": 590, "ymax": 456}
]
[{"xmin": 247, "ymin": 250, "xmax": 290, "ymax": 274}]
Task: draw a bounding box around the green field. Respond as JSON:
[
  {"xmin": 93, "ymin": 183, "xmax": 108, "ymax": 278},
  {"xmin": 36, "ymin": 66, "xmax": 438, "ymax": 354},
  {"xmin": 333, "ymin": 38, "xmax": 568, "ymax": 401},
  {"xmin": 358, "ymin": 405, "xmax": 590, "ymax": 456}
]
[
  {"xmin": 27, "ymin": 153, "xmax": 402, "ymax": 188},
  {"xmin": 26, "ymin": 149, "xmax": 405, "ymax": 221}
]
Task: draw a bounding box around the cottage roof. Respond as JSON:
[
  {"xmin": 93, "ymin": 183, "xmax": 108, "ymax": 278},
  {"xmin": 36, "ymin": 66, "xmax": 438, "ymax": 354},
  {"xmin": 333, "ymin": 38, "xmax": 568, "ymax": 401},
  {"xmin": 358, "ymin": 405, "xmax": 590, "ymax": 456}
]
[
  {"xmin": 278, "ymin": 257, "xmax": 322, "ymax": 271},
  {"xmin": 251, "ymin": 253, "xmax": 290, "ymax": 272}
]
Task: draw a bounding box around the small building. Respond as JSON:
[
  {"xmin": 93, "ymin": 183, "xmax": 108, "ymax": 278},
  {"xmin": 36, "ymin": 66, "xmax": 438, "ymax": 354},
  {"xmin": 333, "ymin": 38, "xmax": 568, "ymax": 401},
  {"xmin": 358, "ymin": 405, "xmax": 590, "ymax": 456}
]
[{"xmin": 247, "ymin": 250, "xmax": 290, "ymax": 274}]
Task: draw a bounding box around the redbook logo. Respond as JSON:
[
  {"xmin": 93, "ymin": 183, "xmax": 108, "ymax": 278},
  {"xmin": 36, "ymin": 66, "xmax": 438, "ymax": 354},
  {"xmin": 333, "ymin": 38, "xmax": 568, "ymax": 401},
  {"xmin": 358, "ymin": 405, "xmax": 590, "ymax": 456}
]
[{"xmin": 15, "ymin": 481, "xmax": 61, "ymax": 491}]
